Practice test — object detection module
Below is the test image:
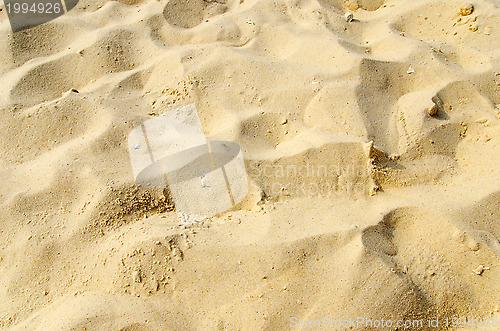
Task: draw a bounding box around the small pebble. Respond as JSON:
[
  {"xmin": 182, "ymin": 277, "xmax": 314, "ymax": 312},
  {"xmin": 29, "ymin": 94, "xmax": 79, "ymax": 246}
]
[
  {"xmin": 389, "ymin": 153, "xmax": 400, "ymax": 161},
  {"xmin": 407, "ymin": 66, "xmax": 415, "ymax": 74},
  {"xmin": 344, "ymin": 12, "xmax": 354, "ymax": 22},
  {"xmin": 135, "ymin": 144, "xmax": 140, "ymax": 149},
  {"xmin": 472, "ymin": 265, "xmax": 489, "ymax": 275},
  {"xmin": 459, "ymin": 3, "xmax": 474, "ymax": 16},
  {"xmin": 428, "ymin": 104, "xmax": 439, "ymax": 116}
]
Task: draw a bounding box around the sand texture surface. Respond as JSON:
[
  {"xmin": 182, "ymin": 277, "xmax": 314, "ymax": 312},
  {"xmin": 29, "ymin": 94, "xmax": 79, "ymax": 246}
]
[{"xmin": 0, "ymin": 0, "xmax": 500, "ymax": 329}]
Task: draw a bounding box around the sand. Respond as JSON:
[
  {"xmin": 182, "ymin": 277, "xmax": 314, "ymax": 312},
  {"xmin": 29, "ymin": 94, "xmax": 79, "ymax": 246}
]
[{"xmin": 0, "ymin": 0, "xmax": 499, "ymax": 329}]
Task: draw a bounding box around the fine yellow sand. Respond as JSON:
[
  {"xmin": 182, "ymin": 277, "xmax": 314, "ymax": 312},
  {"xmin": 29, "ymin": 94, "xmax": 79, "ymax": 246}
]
[{"xmin": 0, "ymin": 0, "xmax": 499, "ymax": 330}]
